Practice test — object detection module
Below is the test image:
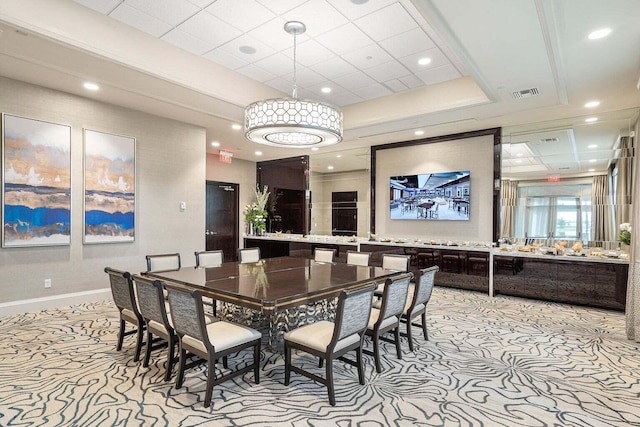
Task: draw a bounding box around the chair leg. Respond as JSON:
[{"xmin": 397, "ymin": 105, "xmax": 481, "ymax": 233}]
[
  {"xmin": 284, "ymin": 344, "xmax": 291, "ymax": 385},
  {"xmin": 175, "ymin": 347, "xmax": 187, "ymax": 389},
  {"xmin": 143, "ymin": 329, "xmax": 153, "ymax": 367},
  {"xmin": 319, "ymin": 358, "xmax": 324, "ymax": 368},
  {"xmin": 356, "ymin": 346, "xmax": 365, "ymax": 385},
  {"xmin": 164, "ymin": 334, "xmax": 176, "ymax": 382},
  {"xmin": 222, "ymin": 355, "xmax": 228, "ymax": 369},
  {"xmin": 394, "ymin": 327, "xmax": 402, "ymax": 360},
  {"xmin": 134, "ymin": 323, "xmax": 144, "ymax": 362},
  {"xmin": 253, "ymin": 343, "xmax": 260, "ymax": 384},
  {"xmin": 406, "ymin": 317, "xmax": 415, "ymax": 352},
  {"xmin": 373, "ymin": 334, "xmax": 382, "ymax": 373},
  {"xmin": 204, "ymin": 355, "xmax": 216, "ymax": 407},
  {"xmin": 116, "ymin": 319, "xmax": 125, "ymax": 351},
  {"xmin": 325, "ymin": 358, "xmax": 335, "ymax": 406},
  {"xmin": 421, "ymin": 312, "xmax": 429, "ymax": 341}
]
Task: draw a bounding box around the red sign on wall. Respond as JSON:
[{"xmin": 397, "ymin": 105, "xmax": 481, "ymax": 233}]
[{"xmin": 219, "ymin": 150, "xmax": 233, "ymax": 164}]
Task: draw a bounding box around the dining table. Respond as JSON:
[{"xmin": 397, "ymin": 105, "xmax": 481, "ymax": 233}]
[{"xmin": 144, "ymin": 256, "xmax": 402, "ymax": 350}]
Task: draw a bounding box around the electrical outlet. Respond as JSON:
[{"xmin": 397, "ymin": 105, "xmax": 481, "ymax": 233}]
[{"xmin": 44, "ymin": 279, "xmax": 52, "ymax": 288}]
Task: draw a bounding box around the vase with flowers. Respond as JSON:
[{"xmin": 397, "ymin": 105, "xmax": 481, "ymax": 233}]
[
  {"xmin": 619, "ymin": 222, "xmax": 631, "ymax": 252},
  {"xmin": 244, "ymin": 185, "xmax": 270, "ymax": 235}
]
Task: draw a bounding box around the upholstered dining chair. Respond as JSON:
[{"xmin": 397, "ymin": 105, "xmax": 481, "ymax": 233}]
[
  {"xmin": 146, "ymin": 253, "xmax": 181, "ymax": 272},
  {"xmin": 166, "ymin": 285, "xmax": 262, "ymax": 407},
  {"xmin": 365, "ymin": 272, "xmax": 412, "ymax": 373},
  {"xmin": 346, "ymin": 250, "xmax": 370, "ymax": 267},
  {"xmin": 104, "ymin": 267, "xmax": 144, "ymax": 362},
  {"xmin": 381, "ymin": 254, "xmax": 410, "ymax": 271},
  {"xmin": 195, "ymin": 250, "xmax": 224, "ymax": 268},
  {"xmin": 131, "ymin": 274, "xmax": 177, "ymax": 381},
  {"xmin": 401, "ymin": 266, "xmax": 439, "ymax": 351},
  {"xmin": 284, "ymin": 282, "xmax": 377, "ymax": 406},
  {"xmin": 314, "ymin": 248, "xmax": 336, "ymax": 263},
  {"xmin": 238, "ymin": 247, "xmax": 261, "ymax": 264}
]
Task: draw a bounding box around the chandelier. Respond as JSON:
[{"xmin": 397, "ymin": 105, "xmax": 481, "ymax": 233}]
[{"xmin": 244, "ymin": 21, "xmax": 343, "ymax": 148}]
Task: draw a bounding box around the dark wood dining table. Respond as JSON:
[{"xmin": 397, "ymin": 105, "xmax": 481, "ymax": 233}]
[{"xmin": 144, "ymin": 256, "xmax": 401, "ymax": 349}]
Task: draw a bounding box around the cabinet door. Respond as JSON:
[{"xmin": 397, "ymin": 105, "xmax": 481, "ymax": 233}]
[
  {"xmin": 493, "ymin": 256, "xmax": 524, "ymax": 296},
  {"xmin": 524, "ymin": 259, "xmax": 557, "ymax": 300},
  {"xmin": 557, "ymin": 262, "xmax": 595, "ymax": 306}
]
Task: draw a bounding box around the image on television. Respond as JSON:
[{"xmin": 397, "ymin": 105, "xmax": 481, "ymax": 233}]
[{"xmin": 389, "ymin": 171, "xmax": 470, "ymax": 220}]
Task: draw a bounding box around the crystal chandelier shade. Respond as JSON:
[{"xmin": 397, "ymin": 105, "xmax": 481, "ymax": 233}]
[{"xmin": 244, "ymin": 21, "xmax": 343, "ymax": 148}]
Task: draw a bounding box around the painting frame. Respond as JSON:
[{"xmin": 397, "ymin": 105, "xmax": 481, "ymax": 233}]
[
  {"xmin": 83, "ymin": 129, "xmax": 136, "ymax": 244},
  {"xmin": 2, "ymin": 113, "xmax": 72, "ymax": 248}
]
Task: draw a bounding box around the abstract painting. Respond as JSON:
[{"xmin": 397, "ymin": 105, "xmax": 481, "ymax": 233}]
[
  {"xmin": 83, "ymin": 129, "xmax": 135, "ymax": 244},
  {"xmin": 2, "ymin": 114, "xmax": 72, "ymax": 247}
]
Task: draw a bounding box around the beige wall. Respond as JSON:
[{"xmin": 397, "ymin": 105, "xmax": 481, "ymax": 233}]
[
  {"xmin": 310, "ymin": 170, "xmax": 369, "ymax": 236},
  {"xmin": 0, "ymin": 77, "xmax": 206, "ymax": 314},
  {"xmin": 205, "ymin": 153, "xmax": 256, "ymax": 247},
  {"xmin": 375, "ymin": 135, "xmax": 495, "ymax": 241}
]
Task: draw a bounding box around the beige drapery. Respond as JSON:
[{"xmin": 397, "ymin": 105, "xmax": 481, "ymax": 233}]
[
  {"xmin": 591, "ymin": 175, "xmax": 612, "ymax": 241},
  {"xmin": 615, "ymin": 136, "xmax": 634, "ymax": 227},
  {"xmin": 500, "ymin": 180, "xmax": 518, "ymax": 238},
  {"xmin": 626, "ymin": 124, "xmax": 639, "ymax": 341}
]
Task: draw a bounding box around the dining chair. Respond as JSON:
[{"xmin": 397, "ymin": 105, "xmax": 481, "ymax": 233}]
[
  {"xmin": 131, "ymin": 274, "xmax": 177, "ymax": 381},
  {"xmin": 284, "ymin": 282, "xmax": 377, "ymax": 406},
  {"xmin": 238, "ymin": 247, "xmax": 261, "ymax": 264},
  {"xmin": 346, "ymin": 250, "xmax": 370, "ymax": 267},
  {"xmin": 104, "ymin": 267, "xmax": 144, "ymax": 362},
  {"xmin": 401, "ymin": 266, "xmax": 439, "ymax": 351},
  {"xmin": 166, "ymin": 285, "xmax": 262, "ymax": 407},
  {"xmin": 195, "ymin": 250, "xmax": 224, "ymax": 268},
  {"xmin": 146, "ymin": 253, "xmax": 181, "ymax": 272},
  {"xmin": 314, "ymin": 248, "xmax": 336, "ymax": 263},
  {"xmin": 381, "ymin": 254, "xmax": 410, "ymax": 271},
  {"xmin": 364, "ymin": 272, "xmax": 412, "ymax": 373}
]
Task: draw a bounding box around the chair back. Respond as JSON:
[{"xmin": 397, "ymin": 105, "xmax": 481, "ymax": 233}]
[
  {"xmin": 166, "ymin": 286, "xmax": 207, "ymax": 344},
  {"xmin": 314, "ymin": 248, "xmax": 336, "ymax": 263},
  {"xmin": 132, "ymin": 275, "xmax": 169, "ymax": 327},
  {"xmin": 411, "ymin": 266, "xmax": 438, "ymax": 309},
  {"xmin": 238, "ymin": 247, "xmax": 261, "ymax": 263},
  {"xmin": 379, "ymin": 272, "xmax": 412, "ymax": 321},
  {"xmin": 104, "ymin": 267, "xmax": 138, "ymax": 314},
  {"xmin": 382, "ymin": 254, "xmax": 410, "ymax": 271},
  {"xmin": 195, "ymin": 250, "xmax": 223, "ymax": 268},
  {"xmin": 146, "ymin": 253, "xmax": 181, "ymax": 272},
  {"xmin": 346, "ymin": 251, "xmax": 370, "ymax": 266},
  {"xmin": 332, "ymin": 283, "xmax": 377, "ymax": 343}
]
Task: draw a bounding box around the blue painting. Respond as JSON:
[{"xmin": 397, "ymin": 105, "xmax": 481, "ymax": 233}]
[
  {"xmin": 2, "ymin": 114, "xmax": 71, "ymax": 247},
  {"xmin": 83, "ymin": 129, "xmax": 135, "ymax": 244}
]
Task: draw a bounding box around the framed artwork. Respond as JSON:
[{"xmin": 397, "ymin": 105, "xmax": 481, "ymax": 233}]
[
  {"xmin": 2, "ymin": 113, "xmax": 72, "ymax": 247},
  {"xmin": 83, "ymin": 129, "xmax": 135, "ymax": 244}
]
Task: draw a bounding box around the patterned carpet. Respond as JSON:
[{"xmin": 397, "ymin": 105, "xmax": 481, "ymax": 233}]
[{"xmin": 1, "ymin": 287, "xmax": 639, "ymax": 427}]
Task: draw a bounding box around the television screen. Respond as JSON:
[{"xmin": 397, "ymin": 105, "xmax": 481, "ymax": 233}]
[{"xmin": 389, "ymin": 171, "xmax": 470, "ymax": 220}]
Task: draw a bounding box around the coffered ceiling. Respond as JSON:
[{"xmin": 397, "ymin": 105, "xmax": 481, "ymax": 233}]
[{"xmin": 0, "ymin": 0, "xmax": 639, "ymax": 179}]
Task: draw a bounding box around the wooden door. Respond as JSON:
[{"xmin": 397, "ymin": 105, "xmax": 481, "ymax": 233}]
[{"xmin": 206, "ymin": 181, "xmax": 238, "ymax": 262}]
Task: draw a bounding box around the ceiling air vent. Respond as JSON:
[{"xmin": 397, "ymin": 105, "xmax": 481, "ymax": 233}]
[
  {"xmin": 539, "ymin": 137, "xmax": 559, "ymax": 143},
  {"xmin": 512, "ymin": 87, "xmax": 540, "ymax": 99}
]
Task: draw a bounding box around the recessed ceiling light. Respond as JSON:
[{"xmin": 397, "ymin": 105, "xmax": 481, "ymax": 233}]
[
  {"xmin": 83, "ymin": 82, "xmax": 99, "ymax": 91},
  {"xmin": 414, "ymin": 130, "xmax": 424, "ymax": 136},
  {"xmin": 231, "ymin": 124, "xmax": 242, "ymax": 130},
  {"xmin": 588, "ymin": 169, "xmax": 595, "ymax": 172},
  {"xmin": 588, "ymin": 28, "xmax": 611, "ymax": 40},
  {"xmin": 418, "ymin": 57, "xmax": 431, "ymax": 66},
  {"xmin": 585, "ymin": 117, "xmax": 598, "ymax": 123},
  {"xmin": 255, "ymin": 151, "xmax": 263, "ymax": 156},
  {"xmin": 239, "ymin": 45, "xmax": 257, "ymax": 54},
  {"xmin": 584, "ymin": 101, "xmax": 600, "ymax": 108},
  {"xmin": 336, "ymin": 154, "xmax": 342, "ymax": 158},
  {"xmin": 588, "ymin": 144, "xmax": 598, "ymax": 149},
  {"xmin": 311, "ymin": 147, "xmax": 319, "ymax": 151},
  {"xmin": 516, "ymin": 153, "xmax": 523, "ymax": 157},
  {"xmin": 327, "ymin": 165, "xmax": 334, "ymax": 170},
  {"xmin": 589, "ymin": 159, "xmax": 597, "ymax": 163},
  {"xmin": 211, "ymin": 141, "xmax": 220, "ymax": 147},
  {"xmin": 350, "ymin": 0, "xmax": 369, "ymax": 4},
  {"xmin": 321, "ymin": 87, "xmax": 332, "ymax": 94},
  {"xmin": 515, "ymin": 159, "xmax": 522, "ymax": 163}
]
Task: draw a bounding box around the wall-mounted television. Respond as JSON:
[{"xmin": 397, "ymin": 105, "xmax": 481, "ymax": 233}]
[{"xmin": 389, "ymin": 171, "xmax": 470, "ymax": 220}]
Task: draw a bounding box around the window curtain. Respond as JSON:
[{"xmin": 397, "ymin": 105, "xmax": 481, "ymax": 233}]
[
  {"xmin": 615, "ymin": 136, "xmax": 634, "ymax": 226},
  {"xmin": 500, "ymin": 180, "xmax": 518, "ymax": 238},
  {"xmin": 626, "ymin": 128, "xmax": 638, "ymax": 341},
  {"xmin": 591, "ymin": 175, "xmax": 612, "ymax": 241}
]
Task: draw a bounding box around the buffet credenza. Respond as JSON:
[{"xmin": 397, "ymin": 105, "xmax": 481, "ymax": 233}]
[{"xmin": 244, "ymin": 236, "xmax": 628, "ymax": 311}]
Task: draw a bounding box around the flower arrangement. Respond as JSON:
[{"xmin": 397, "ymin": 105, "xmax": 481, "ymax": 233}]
[
  {"xmin": 244, "ymin": 185, "xmax": 270, "ymax": 234},
  {"xmin": 619, "ymin": 223, "xmax": 631, "ymax": 245}
]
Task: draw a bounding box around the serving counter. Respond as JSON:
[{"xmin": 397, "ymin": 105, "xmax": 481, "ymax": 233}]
[{"xmin": 243, "ymin": 235, "xmax": 628, "ymax": 311}]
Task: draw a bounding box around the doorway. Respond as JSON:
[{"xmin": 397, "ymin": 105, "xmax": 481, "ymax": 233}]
[
  {"xmin": 332, "ymin": 191, "xmax": 357, "ymax": 236},
  {"xmin": 206, "ymin": 181, "xmax": 238, "ymax": 262}
]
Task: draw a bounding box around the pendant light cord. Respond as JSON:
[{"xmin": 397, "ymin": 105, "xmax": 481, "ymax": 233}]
[{"xmin": 292, "ymin": 30, "xmax": 298, "ymax": 99}]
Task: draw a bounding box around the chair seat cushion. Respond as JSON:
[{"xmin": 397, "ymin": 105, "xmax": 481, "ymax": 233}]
[
  {"xmin": 181, "ymin": 321, "xmax": 261, "ymax": 354},
  {"xmin": 284, "ymin": 320, "xmax": 360, "ymax": 353},
  {"xmin": 121, "ymin": 308, "xmax": 139, "ymax": 324},
  {"xmin": 367, "ymin": 308, "xmax": 398, "ymax": 330},
  {"xmin": 405, "ymin": 302, "xmax": 425, "ymax": 316}
]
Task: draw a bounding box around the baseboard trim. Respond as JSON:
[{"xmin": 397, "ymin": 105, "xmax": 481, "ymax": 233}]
[{"xmin": 0, "ymin": 288, "xmax": 112, "ymax": 317}]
